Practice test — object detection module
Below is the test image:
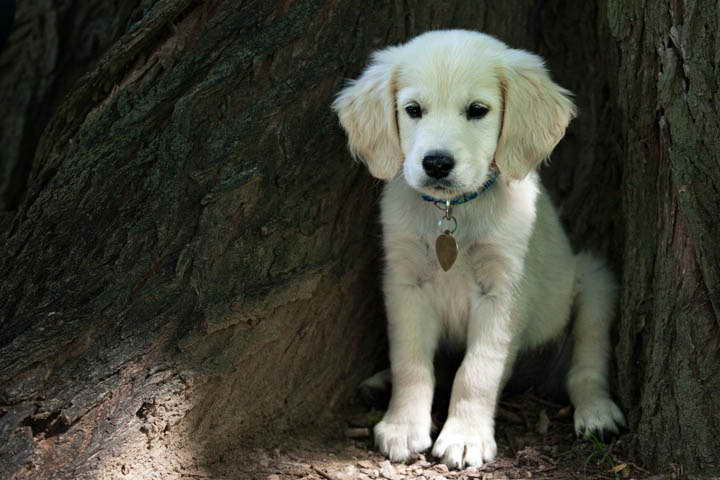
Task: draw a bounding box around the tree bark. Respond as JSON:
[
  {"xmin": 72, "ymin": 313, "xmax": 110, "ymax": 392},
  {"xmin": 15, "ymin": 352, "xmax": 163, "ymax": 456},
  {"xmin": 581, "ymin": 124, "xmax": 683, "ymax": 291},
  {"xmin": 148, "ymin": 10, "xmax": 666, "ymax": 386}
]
[
  {"xmin": 609, "ymin": 0, "xmax": 720, "ymax": 473},
  {"xmin": 0, "ymin": 0, "xmax": 137, "ymax": 213}
]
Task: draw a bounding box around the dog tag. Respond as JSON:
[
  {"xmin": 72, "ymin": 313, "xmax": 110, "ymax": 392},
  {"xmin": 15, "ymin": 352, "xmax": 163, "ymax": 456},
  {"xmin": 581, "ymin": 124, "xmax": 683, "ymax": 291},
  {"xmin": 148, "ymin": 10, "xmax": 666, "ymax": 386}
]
[{"xmin": 436, "ymin": 231, "xmax": 458, "ymax": 271}]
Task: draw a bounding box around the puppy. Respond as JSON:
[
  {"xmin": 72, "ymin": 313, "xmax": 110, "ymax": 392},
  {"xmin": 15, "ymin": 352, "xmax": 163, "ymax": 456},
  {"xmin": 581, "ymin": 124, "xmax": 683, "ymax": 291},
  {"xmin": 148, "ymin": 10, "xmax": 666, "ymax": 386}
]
[{"xmin": 332, "ymin": 30, "xmax": 625, "ymax": 469}]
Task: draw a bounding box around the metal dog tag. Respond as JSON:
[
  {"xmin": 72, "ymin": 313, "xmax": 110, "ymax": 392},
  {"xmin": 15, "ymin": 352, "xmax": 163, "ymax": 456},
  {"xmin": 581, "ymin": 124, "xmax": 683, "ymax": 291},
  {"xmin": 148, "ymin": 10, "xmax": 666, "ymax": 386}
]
[{"xmin": 436, "ymin": 231, "xmax": 458, "ymax": 271}]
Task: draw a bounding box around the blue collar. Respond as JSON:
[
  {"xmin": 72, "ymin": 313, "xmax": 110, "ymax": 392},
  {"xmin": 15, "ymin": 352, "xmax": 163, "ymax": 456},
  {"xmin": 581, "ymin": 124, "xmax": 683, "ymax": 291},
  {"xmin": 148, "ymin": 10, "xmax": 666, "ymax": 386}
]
[{"xmin": 421, "ymin": 171, "xmax": 500, "ymax": 205}]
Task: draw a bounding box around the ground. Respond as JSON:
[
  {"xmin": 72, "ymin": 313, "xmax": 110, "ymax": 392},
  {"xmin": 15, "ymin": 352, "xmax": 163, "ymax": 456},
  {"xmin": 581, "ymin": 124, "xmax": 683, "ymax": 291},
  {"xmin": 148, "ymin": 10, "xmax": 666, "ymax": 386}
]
[{"xmin": 216, "ymin": 393, "xmax": 675, "ymax": 480}]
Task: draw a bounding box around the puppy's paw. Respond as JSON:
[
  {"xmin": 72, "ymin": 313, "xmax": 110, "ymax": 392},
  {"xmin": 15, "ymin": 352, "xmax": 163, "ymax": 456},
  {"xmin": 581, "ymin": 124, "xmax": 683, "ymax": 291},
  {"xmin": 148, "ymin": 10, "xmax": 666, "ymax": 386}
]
[
  {"xmin": 358, "ymin": 370, "xmax": 391, "ymax": 408},
  {"xmin": 574, "ymin": 397, "xmax": 626, "ymax": 440},
  {"xmin": 432, "ymin": 419, "xmax": 497, "ymax": 469},
  {"xmin": 374, "ymin": 416, "xmax": 432, "ymax": 463}
]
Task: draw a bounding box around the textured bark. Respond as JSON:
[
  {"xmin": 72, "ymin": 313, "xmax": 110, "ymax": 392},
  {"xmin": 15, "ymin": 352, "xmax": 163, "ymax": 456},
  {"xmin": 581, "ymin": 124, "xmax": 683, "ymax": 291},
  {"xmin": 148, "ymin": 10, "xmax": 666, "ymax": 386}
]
[
  {"xmin": 0, "ymin": 0, "xmax": 139, "ymax": 213},
  {"xmin": 609, "ymin": 0, "xmax": 720, "ymax": 474}
]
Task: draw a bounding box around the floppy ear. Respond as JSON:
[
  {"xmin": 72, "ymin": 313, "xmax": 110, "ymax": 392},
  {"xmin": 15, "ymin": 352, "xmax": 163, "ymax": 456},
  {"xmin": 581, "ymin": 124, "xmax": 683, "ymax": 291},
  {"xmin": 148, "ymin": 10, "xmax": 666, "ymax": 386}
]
[
  {"xmin": 332, "ymin": 48, "xmax": 403, "ymax": 180},
  {"xmin": 495, "ymin": 50, "xmax": 576, "ymax": 180}
]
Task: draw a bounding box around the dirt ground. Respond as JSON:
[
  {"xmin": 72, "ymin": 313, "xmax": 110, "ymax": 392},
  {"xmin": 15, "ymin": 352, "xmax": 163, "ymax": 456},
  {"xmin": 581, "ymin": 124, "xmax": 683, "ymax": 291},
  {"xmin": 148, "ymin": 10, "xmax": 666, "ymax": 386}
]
[{"xmin": 213, "ymin": 393, "xmax": 679, "ymax": 480}]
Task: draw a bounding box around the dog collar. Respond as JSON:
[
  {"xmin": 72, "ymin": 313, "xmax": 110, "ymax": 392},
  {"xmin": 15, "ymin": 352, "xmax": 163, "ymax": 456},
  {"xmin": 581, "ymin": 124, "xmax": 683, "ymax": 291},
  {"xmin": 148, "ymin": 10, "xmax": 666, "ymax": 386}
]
[
  {"xmin": 422, "ymin": 170, "xmax": 500, "ymax": 272},
  {"xmin": 420, "ymin": 170, "xmax": 500, "ymax": 205}
]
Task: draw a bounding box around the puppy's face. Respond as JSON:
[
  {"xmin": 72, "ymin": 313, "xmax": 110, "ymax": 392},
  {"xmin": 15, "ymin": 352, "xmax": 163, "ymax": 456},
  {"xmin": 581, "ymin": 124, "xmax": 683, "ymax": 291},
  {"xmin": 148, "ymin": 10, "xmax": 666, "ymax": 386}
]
[
  {"xmin": 396, "ymin": 58, "xmax": 503, "ymax": 198},
  {"xmin": 333, "ymin": 30, "xmax": 576, "ymax": 195}
]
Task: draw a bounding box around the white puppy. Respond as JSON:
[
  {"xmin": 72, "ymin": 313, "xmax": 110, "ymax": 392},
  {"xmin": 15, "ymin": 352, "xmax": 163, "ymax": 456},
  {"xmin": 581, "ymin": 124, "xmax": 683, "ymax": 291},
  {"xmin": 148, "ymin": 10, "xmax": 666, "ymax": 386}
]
[{"xmin": 332, "ymin": 30, "xmax": 625, "ymax": 469}]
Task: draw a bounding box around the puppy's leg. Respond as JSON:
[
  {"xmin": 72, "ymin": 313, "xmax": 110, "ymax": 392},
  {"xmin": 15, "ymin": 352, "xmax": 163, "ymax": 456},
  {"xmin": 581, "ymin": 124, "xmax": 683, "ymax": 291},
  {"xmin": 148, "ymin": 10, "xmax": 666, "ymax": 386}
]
[
  {"xmin": 432, "ymin": 298, "xmax": 512, "ymax": 468},
  {"xmin": 433, "ymin": 248, "xmax": 518, "ymax": 469},
  {"xmin": 374, "ymin": 284, "xmax": 439, "ymax": 462},
  {"xmin": 567, "ymin": 253, "xmax": 626, "ymax": 439}
]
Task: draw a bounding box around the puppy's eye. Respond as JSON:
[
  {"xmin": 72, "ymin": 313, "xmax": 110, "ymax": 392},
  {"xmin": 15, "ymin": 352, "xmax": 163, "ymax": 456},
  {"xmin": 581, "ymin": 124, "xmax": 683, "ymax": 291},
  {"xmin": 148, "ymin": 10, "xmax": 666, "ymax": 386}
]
[
  {"xmin": 405, "ymin": 104, "xmax": 422, "ymax": 119},
  {"xmin": 467, "ymin": 103, "xmax": 489, "ymax": 120}
]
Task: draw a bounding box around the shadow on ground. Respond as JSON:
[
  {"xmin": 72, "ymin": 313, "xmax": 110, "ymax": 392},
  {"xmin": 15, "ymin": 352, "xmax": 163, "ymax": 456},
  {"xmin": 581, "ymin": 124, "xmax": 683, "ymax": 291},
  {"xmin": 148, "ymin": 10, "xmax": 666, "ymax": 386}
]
[{"xmin": 209, "ymin": 393, "xmax": 668, "ymax": 480}]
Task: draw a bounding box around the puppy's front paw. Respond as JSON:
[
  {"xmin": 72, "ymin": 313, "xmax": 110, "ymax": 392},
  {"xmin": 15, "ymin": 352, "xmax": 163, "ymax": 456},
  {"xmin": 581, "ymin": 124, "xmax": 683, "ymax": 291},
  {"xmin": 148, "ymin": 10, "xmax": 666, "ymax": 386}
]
[
  {"xmin": 432, "ymin": 419, "xmax": 497, "ymax": 469},
  {"xmin": 374, "ymin": 416, "xmax": 432, "ymax": 463},
  {"xmin": 574, "ymin": 397, "xmax": 626, "ymax": 440}
]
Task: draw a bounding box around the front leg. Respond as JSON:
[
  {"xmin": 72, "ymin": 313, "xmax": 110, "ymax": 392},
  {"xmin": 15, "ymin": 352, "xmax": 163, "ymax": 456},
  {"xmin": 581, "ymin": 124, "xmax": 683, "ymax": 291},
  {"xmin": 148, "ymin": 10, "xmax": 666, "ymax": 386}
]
[
  {"xmin": 433, "ymin": 245, "xmax": 521, "ymax": 469},
  {"xmin": 374, "ymin": 279, "xmax": 440, "ymax": 462}
]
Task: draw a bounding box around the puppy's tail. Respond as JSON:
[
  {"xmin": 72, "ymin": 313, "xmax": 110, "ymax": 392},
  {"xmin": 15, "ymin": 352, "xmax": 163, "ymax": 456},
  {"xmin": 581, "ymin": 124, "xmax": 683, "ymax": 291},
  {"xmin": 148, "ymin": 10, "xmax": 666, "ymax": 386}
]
[{"xmin": 566, "ymin": 252, "xmax": 618, "ymax": 407}]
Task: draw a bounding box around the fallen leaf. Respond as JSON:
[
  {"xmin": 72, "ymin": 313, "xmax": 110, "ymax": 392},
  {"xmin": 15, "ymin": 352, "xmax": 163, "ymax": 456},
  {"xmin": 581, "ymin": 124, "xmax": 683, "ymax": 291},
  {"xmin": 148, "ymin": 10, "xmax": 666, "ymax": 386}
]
[{"xmin": 557, "ymin": 406, "xmax": 572, "ymax": 418}]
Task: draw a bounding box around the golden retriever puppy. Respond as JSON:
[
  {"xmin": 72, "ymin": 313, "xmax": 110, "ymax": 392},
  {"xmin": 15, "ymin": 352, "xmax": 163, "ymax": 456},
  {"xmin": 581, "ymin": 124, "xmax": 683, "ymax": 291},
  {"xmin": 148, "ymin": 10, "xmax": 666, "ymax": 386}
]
[{"xmin": 333, "ymin": 30, "xmax": 625, "ymax": 469}]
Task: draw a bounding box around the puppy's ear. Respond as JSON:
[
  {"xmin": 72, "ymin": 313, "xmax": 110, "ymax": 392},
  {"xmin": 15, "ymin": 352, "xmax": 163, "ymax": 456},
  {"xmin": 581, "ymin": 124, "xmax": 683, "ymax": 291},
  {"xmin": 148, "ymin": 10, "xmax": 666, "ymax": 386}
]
[
  {"xmin": 495, "ymin": 50, "xmax": 576, "ymax": 180},
  {"xmin": 332, "ymin": 48, "xmax": 402, "ymax": 180}
]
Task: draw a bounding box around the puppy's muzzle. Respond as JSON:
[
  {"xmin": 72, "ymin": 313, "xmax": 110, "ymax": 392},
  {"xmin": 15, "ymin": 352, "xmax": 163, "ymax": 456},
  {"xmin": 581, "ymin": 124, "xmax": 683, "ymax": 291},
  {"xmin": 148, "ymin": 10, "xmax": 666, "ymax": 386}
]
[{"xmin": 422, "ymin": 151, "xmax": 454, "ymax": 179}]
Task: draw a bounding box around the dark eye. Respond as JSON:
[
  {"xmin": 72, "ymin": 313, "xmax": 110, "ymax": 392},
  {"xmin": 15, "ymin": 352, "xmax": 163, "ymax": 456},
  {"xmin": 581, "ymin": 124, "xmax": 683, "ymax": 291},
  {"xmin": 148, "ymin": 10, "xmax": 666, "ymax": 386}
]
[
  {"xmin": 467, "ymin": 103, "xmax": 489, "ymax": 120},
  {"xmin": 405, "ymin": 104, "xmax": 422, "ymax": 119}
]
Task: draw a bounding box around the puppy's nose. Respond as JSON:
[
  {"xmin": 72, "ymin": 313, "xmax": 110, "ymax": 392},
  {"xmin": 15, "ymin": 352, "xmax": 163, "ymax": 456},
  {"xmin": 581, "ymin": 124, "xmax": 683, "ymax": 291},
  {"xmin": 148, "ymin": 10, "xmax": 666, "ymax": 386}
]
[{"xmin": 422, "ymin": 151, "xmax": 455, "ymax": 179}]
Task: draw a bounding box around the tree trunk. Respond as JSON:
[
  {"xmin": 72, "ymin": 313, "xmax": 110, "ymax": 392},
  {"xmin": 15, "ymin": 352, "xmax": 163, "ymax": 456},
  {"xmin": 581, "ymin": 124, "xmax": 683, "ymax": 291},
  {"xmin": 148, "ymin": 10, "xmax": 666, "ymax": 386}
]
[
  {"xmin": 1, "ymin": 0, "xmax": 717, "ymax": 478},
  {"xmin": 609, "ymin": 0, "xmax": 720, "ymax": 473}
]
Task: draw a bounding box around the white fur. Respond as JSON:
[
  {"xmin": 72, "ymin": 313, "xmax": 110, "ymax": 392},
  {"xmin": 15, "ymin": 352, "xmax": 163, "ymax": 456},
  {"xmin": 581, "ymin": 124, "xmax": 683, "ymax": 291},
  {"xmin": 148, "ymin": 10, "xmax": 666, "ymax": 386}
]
[{"xmin": 333, "ymin": 30, "xmax": 625, "ymax": 469}]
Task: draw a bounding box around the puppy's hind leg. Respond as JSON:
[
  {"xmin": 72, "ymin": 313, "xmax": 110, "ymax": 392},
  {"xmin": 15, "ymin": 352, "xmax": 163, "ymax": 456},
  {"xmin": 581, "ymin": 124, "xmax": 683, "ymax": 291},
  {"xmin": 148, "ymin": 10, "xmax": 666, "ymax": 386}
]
[
  {"xmin": 358, "ymin": 369, "xmax": 392, "ymax": 408},
  {"xmin": 566, "ymin": 253, "xmax": 626, "ymax": 440}
]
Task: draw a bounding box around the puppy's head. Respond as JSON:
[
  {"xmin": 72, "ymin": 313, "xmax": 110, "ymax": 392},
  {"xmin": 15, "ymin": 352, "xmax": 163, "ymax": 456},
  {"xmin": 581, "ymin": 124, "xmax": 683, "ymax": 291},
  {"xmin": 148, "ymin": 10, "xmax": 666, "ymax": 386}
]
[{"xmin": 333, "ymin": 30, "xmax": 576, "ymax": 198}]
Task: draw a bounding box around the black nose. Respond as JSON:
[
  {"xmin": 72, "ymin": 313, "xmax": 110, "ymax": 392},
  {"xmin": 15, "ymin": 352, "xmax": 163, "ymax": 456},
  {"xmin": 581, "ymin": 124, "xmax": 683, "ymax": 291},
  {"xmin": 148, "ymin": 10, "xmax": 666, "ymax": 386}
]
[{"xmin": 422, "ymin": 151, "xmax": 455, "ymax": 179}]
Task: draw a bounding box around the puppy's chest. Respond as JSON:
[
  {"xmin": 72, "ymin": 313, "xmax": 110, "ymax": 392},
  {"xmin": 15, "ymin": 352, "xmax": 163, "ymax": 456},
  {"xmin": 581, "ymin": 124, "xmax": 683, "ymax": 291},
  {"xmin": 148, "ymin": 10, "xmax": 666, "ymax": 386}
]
[
  {"xmin": 385, "ymin": 195, "xmax": 509, "ymax": 341},
  {"xmin": 415, "ymin": 232, "xmax": 475, "ymax": 285},
  {"xmin": 410, "ymin": 210, "xmax": 489, "ymax": 277},
  {"xmin": 411, "ymin": 231, "xmax": 483, "ymax": 341}
]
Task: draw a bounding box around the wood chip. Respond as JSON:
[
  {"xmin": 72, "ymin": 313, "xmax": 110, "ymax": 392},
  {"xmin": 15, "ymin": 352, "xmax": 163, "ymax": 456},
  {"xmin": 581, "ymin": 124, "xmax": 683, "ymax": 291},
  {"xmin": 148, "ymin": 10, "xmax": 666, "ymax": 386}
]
[
  {"xmin": 312, "ymin": 465, "xmax": 360, "ymax": 480},
  {"xmin": 345, "ymin": 427, "xmax": 370, "ymax": 438},
  {"xmin": 536, "ymin": 409, "xmax": 550, "ymax": 435},
  {"xmin": 379, "ymin": 460, "xmax": 400, "ymax": 480},
  {"xmin": 360, "ymin": 468, "xmax": 379, "ymax": 478},
  {"xmin": 464, "ymin": 467, "xmax": 484, "ymax": 478}
]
